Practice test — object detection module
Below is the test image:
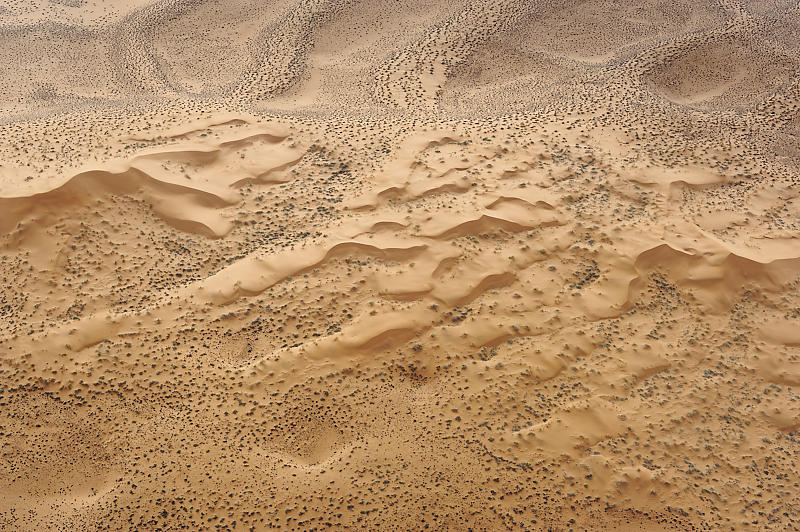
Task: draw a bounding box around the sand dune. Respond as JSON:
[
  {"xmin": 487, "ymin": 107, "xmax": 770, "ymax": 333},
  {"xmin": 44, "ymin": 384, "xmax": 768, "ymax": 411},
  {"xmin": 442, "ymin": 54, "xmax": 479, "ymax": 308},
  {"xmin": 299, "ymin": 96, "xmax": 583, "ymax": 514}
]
[{"xmin": 2, "ymin": 0, "xmax": 800, "ymax": 530}]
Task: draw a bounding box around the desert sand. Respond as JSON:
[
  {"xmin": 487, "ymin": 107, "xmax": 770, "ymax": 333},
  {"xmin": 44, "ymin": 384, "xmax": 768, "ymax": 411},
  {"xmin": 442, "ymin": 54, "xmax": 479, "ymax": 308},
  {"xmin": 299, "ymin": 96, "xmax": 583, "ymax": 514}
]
[{"xmin": 1, "ymin": 0, "xmax": 800, "ymax": 530}]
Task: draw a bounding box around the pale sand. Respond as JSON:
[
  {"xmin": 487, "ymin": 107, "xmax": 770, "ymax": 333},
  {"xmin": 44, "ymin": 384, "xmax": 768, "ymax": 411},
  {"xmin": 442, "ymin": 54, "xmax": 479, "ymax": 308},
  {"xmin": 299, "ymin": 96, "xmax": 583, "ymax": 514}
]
[{"xmin": 1, "ymin": 0, "xmax": 800, "ymax": 530}]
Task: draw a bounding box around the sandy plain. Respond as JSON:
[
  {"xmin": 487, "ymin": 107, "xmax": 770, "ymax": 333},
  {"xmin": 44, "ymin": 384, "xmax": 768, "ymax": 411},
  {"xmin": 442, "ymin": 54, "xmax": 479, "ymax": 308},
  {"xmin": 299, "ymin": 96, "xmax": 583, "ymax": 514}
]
[{"xmin": 1, "ymin": 0, "xmax": 800, "ymax": 530}]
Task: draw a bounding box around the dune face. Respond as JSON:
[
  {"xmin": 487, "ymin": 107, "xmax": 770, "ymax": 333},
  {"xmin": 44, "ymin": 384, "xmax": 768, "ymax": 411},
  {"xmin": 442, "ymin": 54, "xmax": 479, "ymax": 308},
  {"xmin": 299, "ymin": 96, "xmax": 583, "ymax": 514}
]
[{"xmin": 1, "ymin": 1, "xmax": 800, "ymax": 531}]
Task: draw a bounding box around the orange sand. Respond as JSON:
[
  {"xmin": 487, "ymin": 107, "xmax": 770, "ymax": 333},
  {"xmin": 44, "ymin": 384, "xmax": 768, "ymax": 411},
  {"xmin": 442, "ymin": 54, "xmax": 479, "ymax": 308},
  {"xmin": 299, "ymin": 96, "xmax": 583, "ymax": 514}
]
[{"xmin": 1, "ymin": 0, "xmax": 800, "ymax": 529}]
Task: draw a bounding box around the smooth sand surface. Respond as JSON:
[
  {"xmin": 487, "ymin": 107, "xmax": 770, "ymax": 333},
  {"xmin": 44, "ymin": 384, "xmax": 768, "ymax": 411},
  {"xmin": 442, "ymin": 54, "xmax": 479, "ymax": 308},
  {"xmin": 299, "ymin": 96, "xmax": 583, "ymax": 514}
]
[{"xmin": 1, "ymin": 0, "xmax": 800, "ymax": 529}]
